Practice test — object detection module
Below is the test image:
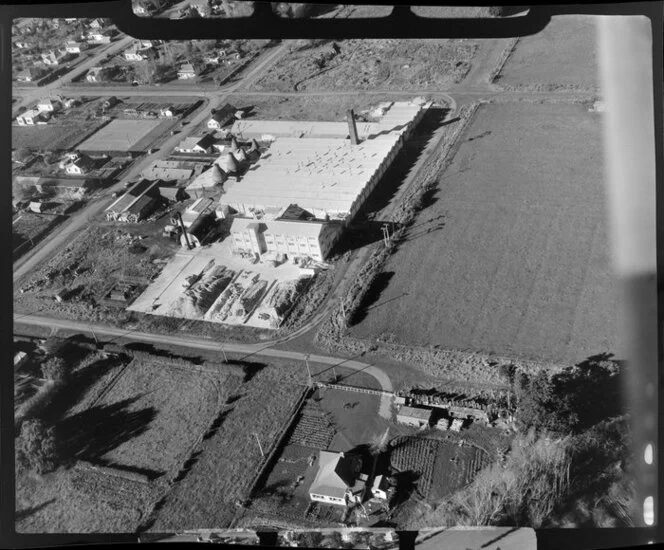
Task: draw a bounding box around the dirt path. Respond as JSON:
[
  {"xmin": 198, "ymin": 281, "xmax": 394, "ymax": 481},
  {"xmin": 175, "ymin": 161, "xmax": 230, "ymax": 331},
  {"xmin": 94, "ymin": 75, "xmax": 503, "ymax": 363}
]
[{"xmin": 456, "ymin": 37, "xmax": 515, "ymax": 90}]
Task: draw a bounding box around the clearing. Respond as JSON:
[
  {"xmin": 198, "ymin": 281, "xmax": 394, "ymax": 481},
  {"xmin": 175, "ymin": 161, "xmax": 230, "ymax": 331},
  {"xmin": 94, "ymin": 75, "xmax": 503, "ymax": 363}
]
[
  {"xmin": 12, "ymin": 120, "xmax": 108, "ymax": 151},
  {"xmin": 251, "ymin": 39, "xmax": 477, "ymax": 92},
  {"xmin": 496, "ymin": 14, "xmax": 600, "ymax": 92},
  {"xmin": 77, "ymin": 119, "xmax": 167, "ymax": 152},
  {"xmin": 349, "ymin": 101, "xmax": 621, "ymax": 366}
]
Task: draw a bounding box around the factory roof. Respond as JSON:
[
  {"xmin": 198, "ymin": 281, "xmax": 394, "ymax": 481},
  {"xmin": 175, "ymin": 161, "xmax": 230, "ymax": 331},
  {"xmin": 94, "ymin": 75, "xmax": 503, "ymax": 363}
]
[
  {"xmin": 221, "ymin": 133, "xmax": 401, "ymax": 217},
  {"xmin": 230, "ymin": 101, "xmax": 425, "ymax": 141}
]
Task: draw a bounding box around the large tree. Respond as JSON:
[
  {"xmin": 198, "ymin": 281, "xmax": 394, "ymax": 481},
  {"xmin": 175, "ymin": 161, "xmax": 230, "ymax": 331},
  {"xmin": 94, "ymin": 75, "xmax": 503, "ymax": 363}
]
[{"xmin": 16, "ymin": 419, "xmax": 57, "ymax": 474}]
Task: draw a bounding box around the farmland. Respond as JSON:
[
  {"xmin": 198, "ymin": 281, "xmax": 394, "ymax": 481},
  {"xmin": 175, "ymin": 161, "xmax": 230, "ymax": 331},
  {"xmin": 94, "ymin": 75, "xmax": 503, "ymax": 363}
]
[
  {"xmin": 349, "ymin": 101, "xmax": 620, "ymax": 366},
  {"xmin": 145, "ymin": 365, "xmax": 308, "ymax": 531},
  {"xmin": 496, "ymin": 15, "xmax": 600, "ymax": 91},
  {"xmin": 12, "ymin": 120, "xmax": 108, "ymax": 151},
  {"xmin": 251, "ymin": 39, "xmax": 477, "ymax": 92}
]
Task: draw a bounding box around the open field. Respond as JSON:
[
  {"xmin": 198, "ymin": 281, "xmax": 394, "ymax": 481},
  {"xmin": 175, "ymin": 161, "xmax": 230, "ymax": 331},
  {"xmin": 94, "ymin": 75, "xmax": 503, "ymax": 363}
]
[
  {"xmin": 496, "ymin": 15, "xmax": 599, "ymax": 91},
  {"xmin": 251, "ymin": 39, "xmax": 477, "ymax": 92},
  {"xmin": 77, "ymin": 119, "xmax": 165, "ymax": 152},
  {"xmin": 63, "ymin": 358, "xmax": 229, "ymax": 476},
  {"xmin": 12, "ymin": 120, "xmax": 108, "ymax": 151},
  {"xmin": 147, "ymin": 366, "xmax": 308, "ymax": 530},
  {"xmin": 349, "ymin": 102, "xmax": 620, "ymax": 366}
]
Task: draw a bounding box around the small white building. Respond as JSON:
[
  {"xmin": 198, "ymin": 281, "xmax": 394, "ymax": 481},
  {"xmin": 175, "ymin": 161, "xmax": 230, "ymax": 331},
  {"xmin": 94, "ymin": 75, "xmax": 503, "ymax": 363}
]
[
  {"xmin": 16, "ymin": 109, "xmax": 44, "ymax": 126},
  {"xmin": 177, "ymin": 63, "xmax": 197, "ymax": 80},
  {"xmin": 65, "ymin": 41, "xmax": 84, "ymax": 54},
  {"xmin": 41, "ymin": 50, "xmax": 61, "ymax": 65},
  {"xmin": 65, "ymin": 154, "xmax": 96, "ymax": 175},
  {"xmin": 89, "ymin": 18, "xmax": 104, "ymax": 29},
  {"xmin": 159, "ymin": 106, "xmax": 175, "ymax": 118},
  {"xmin": 37, "ymin": 98, "xmax": 59, "ymax": 113},
  {"xmin": 207, "ymin": 104, "xmax": 236, "ymax": 130},
  {"xmin": 371, "ymin": 475, "xmax": 390, "ymax": 500}
]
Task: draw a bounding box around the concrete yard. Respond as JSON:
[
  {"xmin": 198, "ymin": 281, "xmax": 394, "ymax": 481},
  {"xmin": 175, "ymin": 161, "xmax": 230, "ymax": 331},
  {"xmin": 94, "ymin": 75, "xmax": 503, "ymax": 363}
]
[{"xmin": 128, "ymin": 239, "xmax": 307, "ymax": 328}]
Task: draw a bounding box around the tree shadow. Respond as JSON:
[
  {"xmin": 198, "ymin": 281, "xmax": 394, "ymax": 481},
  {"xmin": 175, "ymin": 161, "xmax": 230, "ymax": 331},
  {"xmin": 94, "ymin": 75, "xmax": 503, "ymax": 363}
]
[
  {"xmin": 202, "ymin": 407, "xmax": 233, "ymax": 441},
  {"xmin": 389, "ymin": 470, "xmax": 420, "ymax": 508},
  {"xmin": 56, "ymin": 396, "xmax": 157, "ymax": 466},
  {"xmin": 173, "ymin": 449, "xmax": 204, "ymax": 483},
  {"xmin": 16, "ymin": 499, "xmax": 56, "ymax": 521},
  {"xmin": 349, "ymin": 272, "xmax": 397, "ymax": 326}
]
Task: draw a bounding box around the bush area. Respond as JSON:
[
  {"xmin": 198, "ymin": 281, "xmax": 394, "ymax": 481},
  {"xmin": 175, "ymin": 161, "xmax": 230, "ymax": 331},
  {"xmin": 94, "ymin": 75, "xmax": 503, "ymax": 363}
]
[{"xmin": 410, "ymin": 356, "xmax": 632, "ymax": 528}]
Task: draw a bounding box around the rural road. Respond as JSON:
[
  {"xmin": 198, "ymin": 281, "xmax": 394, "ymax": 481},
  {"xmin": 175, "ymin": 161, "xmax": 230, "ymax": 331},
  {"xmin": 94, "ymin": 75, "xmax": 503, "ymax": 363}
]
[{"xmin": 13, "ymin": 313, "xmax": 395, "ymax": 397}]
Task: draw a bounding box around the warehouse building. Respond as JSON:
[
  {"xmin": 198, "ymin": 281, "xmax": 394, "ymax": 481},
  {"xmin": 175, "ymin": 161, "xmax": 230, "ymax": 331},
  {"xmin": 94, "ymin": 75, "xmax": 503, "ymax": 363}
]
[
  {"xmin": 105, "ymin": 178, "xmax": 161, "ymax": 222},
  {"xmin": 396, "ymin": 406, "xmax": 432, "ymax": 428},
  {"xmin": 223, "ymin": 100, "xmax": 428, "ymax": 261}
]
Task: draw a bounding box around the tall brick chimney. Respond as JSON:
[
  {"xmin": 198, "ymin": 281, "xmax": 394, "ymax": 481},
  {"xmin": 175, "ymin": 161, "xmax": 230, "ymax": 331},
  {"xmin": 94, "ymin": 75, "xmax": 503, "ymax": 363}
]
[{"xmin": 346, "ymin": 109, "xmax": 359, "ymax": 145}]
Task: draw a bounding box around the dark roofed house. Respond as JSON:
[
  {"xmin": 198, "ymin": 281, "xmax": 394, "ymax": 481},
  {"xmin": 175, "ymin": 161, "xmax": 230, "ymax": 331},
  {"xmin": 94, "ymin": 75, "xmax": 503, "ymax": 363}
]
[
  {"xmin": 207, "ymin": 103, "xmax": 236, "ymax": 130},
  {"xmin": 309, "ymin": 451, "xmax": 365, "ymax": 506}
]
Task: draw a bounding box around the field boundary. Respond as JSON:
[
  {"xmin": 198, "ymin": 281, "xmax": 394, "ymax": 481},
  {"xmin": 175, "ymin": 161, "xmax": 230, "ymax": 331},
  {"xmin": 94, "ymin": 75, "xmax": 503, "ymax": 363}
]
[
  {"xmin": 245, "ymin": 385, "xmax": 312, "ymax": 502},
  {"xmin": 316, "ymin": 382, "xmax": 392, "ymax": 397},
  {"xmin": 489, "ymin": 37, "xmax": 520, "ymax": 85}
]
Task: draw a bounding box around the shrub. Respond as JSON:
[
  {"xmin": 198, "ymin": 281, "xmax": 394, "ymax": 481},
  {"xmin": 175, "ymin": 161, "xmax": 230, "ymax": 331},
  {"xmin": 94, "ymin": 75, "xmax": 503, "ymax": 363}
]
[
  {"xmin": 16, "ymin": 419, "xmax": 58, "ymax": 474},
  {"xmin": 40, "ymin": 356, "xmax": 67, "ymax": 382}
]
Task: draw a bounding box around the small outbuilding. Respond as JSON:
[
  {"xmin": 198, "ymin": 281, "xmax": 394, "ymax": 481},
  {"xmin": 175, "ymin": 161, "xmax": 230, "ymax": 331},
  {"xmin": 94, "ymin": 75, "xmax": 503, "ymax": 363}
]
[{"xmin": 396, "ymin": 406, "xmax": 432, "ymax": 428}]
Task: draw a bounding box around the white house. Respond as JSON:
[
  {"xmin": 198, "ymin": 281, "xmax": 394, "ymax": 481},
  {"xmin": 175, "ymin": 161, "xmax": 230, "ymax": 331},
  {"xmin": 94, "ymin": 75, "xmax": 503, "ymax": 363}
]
[
  {"xmin": 175, "ymin": 134, "xmax": 216, "ymax": 154},
  {"xmin": 207, "ymin": 104, "xmax": 236, "ymax": 130},
  {"xmin": 41, "ymin": 50, "xmax": 60, "ymax": 65},
  {"xmin": 177, "ymin": 63, "xmax": 197, "ymax": 80},
  {"xmin": 124, "ymin": 44, "xmax": 150, "ymax": 62},
  {"xmin": 65, "ymin": 154, "xmax": 96, "ymax": 175},
  {"xmin": 65, "ymin": 41, "xmax": 84, "ymax": 54},
  {"xmin": 309, "ymin": 451, "xmax": 365, "ymax": 506},
  {"xmin": 16, "ymin": 109, "xmax": 44, "ymax": 126},
  {"xmin": 87, "ymin": 32, "xmax": 111, "ymax": 44},
  {"xmin": 134, "ymin": 4, "xmax": 148, "ymax": 15},
  {"xmin": 37, "ymin": 98, "xmax": 60, "ymax": 113},
  {"xmin": 159, "ymin": 106, "xmax": 175, "ymax": 118},
  {"xmin": 89, "ymin": 18, "xmax": 104, "ymax": 29}
]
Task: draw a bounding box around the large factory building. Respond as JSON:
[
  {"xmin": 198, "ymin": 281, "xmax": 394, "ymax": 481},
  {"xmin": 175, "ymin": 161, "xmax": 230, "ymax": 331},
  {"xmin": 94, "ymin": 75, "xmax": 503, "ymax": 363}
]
[{"xmin": 223, "ymin": 99, "xmax": 429, "ymax": 261}]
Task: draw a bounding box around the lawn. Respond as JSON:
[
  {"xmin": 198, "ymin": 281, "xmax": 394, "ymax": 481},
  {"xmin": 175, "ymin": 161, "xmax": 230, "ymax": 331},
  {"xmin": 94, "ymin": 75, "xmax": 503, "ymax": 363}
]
[
  {"xmin": 349, "ymin": 102, "xmax": 621, "ymax": 366},
  {"xmin": 77, "ymin": 119, "xmax": 166, "ymax": 152},
  {"xmin": 496, "ymin": 14, "xmax": 600, "ymax": 91},
  {"xmin": 146, "ymin": 365, "xmax": 307, "ymax": 530},
  {"xmin": 59, "ymin": 359, "xmax": 230, "ymax": 476},
  {"xmin": 12, "ymin": 120, "xmax": 107, "ymax": 151},
  {"xmin": 251, "ymin": 39, "xmax": 477, "ymax": 92}
]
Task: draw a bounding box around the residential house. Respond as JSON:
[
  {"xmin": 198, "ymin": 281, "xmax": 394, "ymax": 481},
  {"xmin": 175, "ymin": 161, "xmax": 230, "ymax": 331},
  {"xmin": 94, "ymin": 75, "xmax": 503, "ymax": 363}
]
[
  {"xmin": 41, "ymin": 50, "xmax": 61, "ymax": 66},
  {"xmin": 16, "ymin": 109, "xmax": 46, "ymax": 126},
  {"xmin": 177, "ymin": 62, "xmax": 197, "ymax": 80},
  {"xmin": 15, "ymin": 68, "xmax": 43, "ymax": 83},
  {"xmin": 175, "ymin": 134, "xmax": 216, "ymax": 154},
  {"xmin": 141, "ymin": 160, "xmax": 194, "ymax": 183},
  {"xmin": 28, "ymin": 201, "xmax": 46, "ymax": 213},
  {"xmin": 62, "ymin": 97, "xmax": 81, "ymax": 109},
  {"xmin": 134, "ymin": 4, "xmax": 149, "ymax": 15},
  {"xmin": 65, "ymin": 41, "xmax": 84, "ymax": 54},
  {"xmin": 37, "ymin": 98, "xmax": 60, "ymax": 113},
  {"xmin": 65, "ymin": 153, "xmax": 96, "ymax": 175},
  {"xmin": 86, "ymin": 66, "xmax": 105, "ymax": 82},
  {"xmin": 87, "ymin": 32, "xmax": 111, "ymax": 44},
  {"xmin": 14, "ymin": 352, "xmax": 28, "ymax": 370},
  {"xmin": 309, "ymin": 451, "xmax": 365, "ymax": 506},
  {"xmin": 102, "ymin": 96, "xmax": 120, "ymax": 109},
  {"xmin": 396, "ymin": 406, "xmax": 432, "ymax": 428},
  {"xmin": 207, "ymin": 103, "xmax": 236, "ymax": 130},
  {"xmin": 14, "ymin": 41, "xmax": 29, "ymax": 49},
  {"xmin": 124, "ymin": 44, "xmax": 150, "ymax": 62},
  {"xmin": 89, "ymin": 18, "xmax": 104, "ymax": 30},
  {"xmin": 159, "ymin": 106, "xmax": 175, "ymax": 118}
]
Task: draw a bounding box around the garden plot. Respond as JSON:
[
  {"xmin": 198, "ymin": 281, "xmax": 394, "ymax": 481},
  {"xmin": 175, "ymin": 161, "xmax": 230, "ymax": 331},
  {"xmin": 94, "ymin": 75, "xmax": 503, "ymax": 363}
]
[{"xmin": 129, "ymin": 239, "xmax": 307, "ymax": 328}]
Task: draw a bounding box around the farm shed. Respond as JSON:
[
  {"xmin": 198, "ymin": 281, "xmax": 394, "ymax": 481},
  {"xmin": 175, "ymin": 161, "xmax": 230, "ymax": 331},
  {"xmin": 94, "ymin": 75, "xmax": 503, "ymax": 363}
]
[
  {"xmin": 396, "ymin": 406, "xmax": 432, "ymax": 428},
  {"xmin": 309, "ymin": 451, "xmax": 364, "ymax": 506},
  {"xmin": 105, "ymin": 178, "xmax": 160, "ymax": 222},
  {"xmin": 448, "ymin": 405, "xmax": 490, "ymax": 424}
]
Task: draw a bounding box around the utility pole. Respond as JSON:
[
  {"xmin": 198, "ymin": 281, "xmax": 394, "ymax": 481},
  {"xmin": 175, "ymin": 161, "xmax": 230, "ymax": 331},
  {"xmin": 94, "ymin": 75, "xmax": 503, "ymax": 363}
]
[
  {"xmin": 381, "ymin": 224, "xmax": 391, "ymax": 247},
  {"xmin": 304, "ymin": 354, "xmax": 313, "ymax": 387},
  {"xmin": 253, "ymin": 432, "xmax": 264, "ymax": 457},
  {"xmin": 220, "ymin": 343, "xmax": 228, "ymax": 363}
]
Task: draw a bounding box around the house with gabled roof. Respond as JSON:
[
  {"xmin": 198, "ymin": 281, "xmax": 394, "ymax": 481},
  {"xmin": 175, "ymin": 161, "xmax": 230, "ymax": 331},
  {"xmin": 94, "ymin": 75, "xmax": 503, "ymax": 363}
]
[
  {"xmin": 309, "ymin": 451, "xmax": 365, "ymax": 506},
  {"xmin": 177, "ymin": 62, "xmax": 197, "ymax": 80},
  {"xmin": 207, "ymin": 103, "xmax": 236, "ymax": 130}
]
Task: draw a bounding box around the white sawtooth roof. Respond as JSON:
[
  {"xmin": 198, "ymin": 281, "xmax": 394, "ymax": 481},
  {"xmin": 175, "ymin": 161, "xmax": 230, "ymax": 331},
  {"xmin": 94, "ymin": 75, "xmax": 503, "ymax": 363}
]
[{"xmin": 221, "ymin": 133, "xmax": 401, "ymax": 216}]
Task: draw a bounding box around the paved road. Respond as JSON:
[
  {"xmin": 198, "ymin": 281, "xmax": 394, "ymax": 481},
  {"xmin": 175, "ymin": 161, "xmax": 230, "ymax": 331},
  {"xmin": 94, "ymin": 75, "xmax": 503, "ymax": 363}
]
[{"xmin": 13, "ymin": 313, "xmax": 394, "ymax": 394}]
